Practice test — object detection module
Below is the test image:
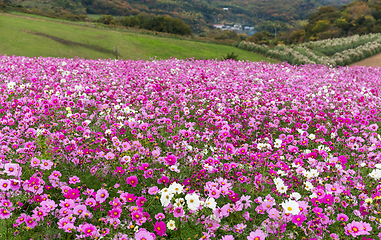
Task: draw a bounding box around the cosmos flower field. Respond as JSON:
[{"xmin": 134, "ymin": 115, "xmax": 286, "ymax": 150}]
[{"xmin": 0, "ymin": 55, "xmax": 381, "ymax": 240}]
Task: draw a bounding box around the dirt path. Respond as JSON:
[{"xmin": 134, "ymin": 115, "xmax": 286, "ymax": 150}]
[{"xmin": 349, "ymin": 52, "xmax": 381, "ymax": 67}]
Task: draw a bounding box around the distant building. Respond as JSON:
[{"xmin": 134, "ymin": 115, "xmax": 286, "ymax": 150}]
[
  {"xmin": 213, "ymin": 24, "xmax": 224, "ymax": 29},
  {"xmin": 223, "ymin": 8, "xmax": 228, "ymax": 11},
  {"xmin": 213, "ymin": 23, "xmax": 255, "ymax": 35},
  {"xmin": 234, "ymin": 25, "xmax": 242, "ymax": 30}
]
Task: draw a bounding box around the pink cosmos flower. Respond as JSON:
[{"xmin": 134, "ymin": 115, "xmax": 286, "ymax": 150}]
[
  {"xmin": 337, "ymin": 213, "xmax": 349, "ymax": 222},
  {"xmin": 136, "ymin": 196, "xmax": 147, "ymax": 207},
  {"xmin": 0, "ymin": 208, "xmax": 11, "ymax": 219},
  {"xmin": 63, "ymin": 223, "xmax": 75, "ymax": 233},
  {"xmin": 155, "ymin": 213, "xmax": 165, "ymax": 220},
  {"xmin": 237, "ymin": 195, "xmax": 252, "ymax": 209},
  {"xmin": 148, "ymin": 186, "xmax": 159, "ymax": 195},
  {"xmin": 64, "ymin": 189, "xmax": 80, "ymax": 200},
  {"xmin": 73, "ymin": 205, "xmax": 87, "ymax": 215},
  {"xmin": 132, "ymin": 210, "xmax": 143, "ymax": 221},
  {"xmin": 359, "ymin": 220, "xmax": 372, "ymax": 234},
  {"xmin": 173, "ymin": 207, "xmax": 184, "ymax": 218},
  {"xmin": 114, "ymin": 166, "xmax": 125, "ymax": 175},
  {"xmin": 208, "ymin": 187, "xmax": 221, "ymax": 199},
  {"xmin": 101, "ymin": 228, "xmax": 110, "ymax": 236},
  {"xmin": 96, "ymin": 188, "xmax": 109, "ymax": 203},
  {"xmin": 16, "ymin": 214, "xmax": 27, "ymax": 225},
  {"xmin": 9, "ymin": 179, "xmax": 20, "ymax": 191},
  {"xmin": 234, "ymin": 223, "xmax": 246, "ymax": 233},
  {"xmin": 41, "ymin": 199, "xmax": 57, "ymax": 211},
  {"xmin": 32, "ymin": 207, "xmax": 48, "ymax": 221},
  {"xmin": 247, "ymin": 229, "xmax": 267, "ymax": 240},
  {"xmin": 25, "ymin": 216, "xmax": 37, "ymax": 228},
  {"xmin": 108, "ymin": 208, "xmax": 122, "ymax": 218},
  {"xmin": 291, "ymin": 214, "xmax": 306, "ymax": 227},
  {"xmin": 267, "ymin": 208, "xmax": 280, "ymax": 219},
  {"xmin": 125, "ymin": 193, "xmax": 137, "ymax": 203},
  {"xmin": 59, "ymin": 216, "xmax": 76, "ymax": 229},
  {"xmin": 153, "ymin": 221, "xmax": 166, "ymax": 236},
  {"xmin": 221, "ymin": 235, "xmax": 234, "ymax": 240},
  {"xmin": 165, "ymin": 154, "xmax": 177, "ymax": 165},
  {"xmin": 135, "ymin": 228, "xmax": 156, "ymax": 240},
  {"xmin": 105, "ymin": 152, "xmax": 115, "ymax": 160},
  {"xmin": 30, "ymin": 157, "xmax": 40, "ymax": 167},
  {"xmin": 126, "ymin": 176, "xmax": 138, "ymax": 187},
  {"xmin": 225, "ymin": 143, "xmax": 235, "ymax": 154},
  {"xmin": 68, "ymin": 176, "xmax": 80, "ymax": 184},
  {"xmin": 345, "ymin": 221, "xmax": 365, "ymax": 237},
  {"xmin": 157, "ymin": 175, "xmax": 169, "ymax": 185},
  {"xmin": 40, "ymin": 160, "xmax": 53, "ymax": 170},
  {"xmin": 85, "ymin": 198, "xmax": 96, "ymax": 207},
  {"xmin": 0, "ymin": 179, "xmax": 10, "ymax": 191},
  {"xmin": 81, "ymin": 223, "xmax": 97, "ymax": 237},
  {"xmin": 4, "ymin": 163, "xmax": 21, "ymax": 177},
  {"xmin": 60, "ymin": 199, "xmax": 75, "ymax": 209}
]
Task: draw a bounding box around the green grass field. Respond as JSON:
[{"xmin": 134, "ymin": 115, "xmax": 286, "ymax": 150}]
[{"xmin": 0, "ymin": 12, "xmax": 277, "ymax": 62}]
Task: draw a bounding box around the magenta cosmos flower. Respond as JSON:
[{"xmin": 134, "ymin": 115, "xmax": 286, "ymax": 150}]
[
  {"xmin": 80, "ymin": 223, "xmax": 97, "ymax": 237},
  {"xmin": 126, "ymin": 176, "xmax": 138, "ymax": 187},
  {"xmin": 108, "ymin": 208, "xmax": 122, "ymax": 218},
  {"xmin": 291, "ymin": 214, "xmax": 306, "ymax": 227},
  {"xmin": 153, "ymin": 221, "xmax": 166, "ymax": 236},
  {"xmin": 64, "ymin": 188, "xmax": 80, "ymax": 199}
]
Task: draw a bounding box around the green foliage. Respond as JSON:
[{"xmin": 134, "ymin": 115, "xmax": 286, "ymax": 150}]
[
  {"xmin": 121, "ymin": 14, "xmax": 192, "ymax": 36},
  {"xmin": 246, "ymin": 31, "xmax": 273, "ymax": 45},
  {"xmin": 221, "ymin": 52, "xmax": 239, "ymax": 61},
  {"xmin": 97, "ymin": 14, "xmax": 116, "ymax": 25},
  {"xmin": 277, "ymin": 0, "xmax": 381, "ymax": 43},
  {"xmin": 312, "ymin": 19, "xmax": 331, "ymax": 33}
]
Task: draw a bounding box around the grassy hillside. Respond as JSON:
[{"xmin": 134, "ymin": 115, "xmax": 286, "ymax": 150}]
[{"xmin": 0, "ymin": 13, "xmax": 276, "ymax": 62}]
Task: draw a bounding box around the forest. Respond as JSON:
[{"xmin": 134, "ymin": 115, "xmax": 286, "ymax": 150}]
[{"xmin": 1, "ymin": 0, "xmax": 352, "ymax": 33}]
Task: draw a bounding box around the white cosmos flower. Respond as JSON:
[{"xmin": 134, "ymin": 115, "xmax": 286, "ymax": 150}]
[
  {"xmin": 274, "ymin": 139, "xmax": 282, "ymax": 148},
  {"xmin": 204, "ymin": 197, "xmax": 217, "ymax": 210},
  {"xmin": 273, "ymin": 177, "xmax": 284, "ymax": 185},
  {"xmin": 174, "ymin": 198, "xmax": 185, "ymax": 208},
  {"xmin": 7, "ymin": 82, "xmax": 16, "ymax": 89},
  {"xmin": 167, "ymin": 220, "xmax": 176, "ymax": 230},
  {"xmin": 309, "ymin": 134, "xmax": 316, "ymax": 140},
  {"xmin": 276, "ymin": 183, "xmax": 288, "ymax": 194},
  {"xmin": 168, "ymin": 182, "xmax": 184, "ymax": 195},
  {"xmin": 185, "ymin": 193, "xmax": 201, "ymax": 211},
  {"xmin": 160, "ymin": 193, "xmax": 173, "ymax": 207},
  {"xmin": 369, "ymin": 169, "xmax": 381, "ymax": 180},
  {"xmin": 304, "ymin": 181, "xmax": 314, "ymax": 191},
  {"xmin": 290, "ymin": 192, "xmax": 301, "ymax": 201},
  {"xmin": 281, "ymin": 200, "xmax": 300, "ymax": 215}
]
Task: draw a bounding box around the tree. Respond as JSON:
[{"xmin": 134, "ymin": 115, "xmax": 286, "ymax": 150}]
[
  {"xmin": 312, "ymin": 20, "xmax": 331, "ymax": 34},
  {"xmin": 97, "ymin": 15, "xmax": 116, "ymax": 25}
]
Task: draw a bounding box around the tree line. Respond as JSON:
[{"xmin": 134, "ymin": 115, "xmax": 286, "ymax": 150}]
[{"xmin": 97, "ymin": 14, "xmax": 192, "ymax": 36}]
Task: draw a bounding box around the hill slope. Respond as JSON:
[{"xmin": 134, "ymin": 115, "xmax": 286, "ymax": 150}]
[
  {"xmin": 7, "ymin": 0, "xmax": 352, "ymax": 32},
  {"xmin": 0, "ymin": 12, "xmax": 276, "ymax": 62}
]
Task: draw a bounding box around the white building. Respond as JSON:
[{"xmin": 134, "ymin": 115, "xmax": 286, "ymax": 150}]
[{"xmin": 213, "ymin": 24, "xmax": 224, "ymax": 29}]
